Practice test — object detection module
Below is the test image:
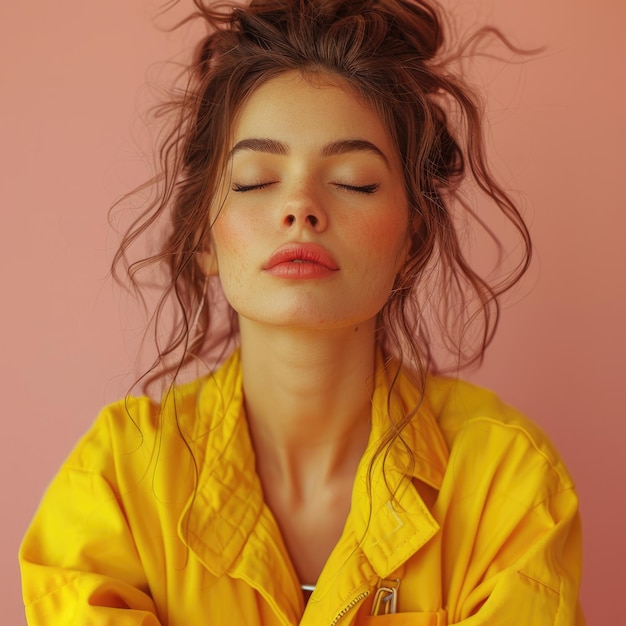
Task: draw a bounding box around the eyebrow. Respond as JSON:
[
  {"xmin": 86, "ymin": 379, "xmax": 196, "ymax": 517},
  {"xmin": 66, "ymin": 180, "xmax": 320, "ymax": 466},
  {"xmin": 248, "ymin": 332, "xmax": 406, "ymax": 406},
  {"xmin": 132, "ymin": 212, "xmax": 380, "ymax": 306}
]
[
  {"xmin": 229, "ymin": 138, "xmax": 288, "ymax": 158},
  {"xmin": 229, "ymin": 137, "xmax": 391, "ymax": 169}
]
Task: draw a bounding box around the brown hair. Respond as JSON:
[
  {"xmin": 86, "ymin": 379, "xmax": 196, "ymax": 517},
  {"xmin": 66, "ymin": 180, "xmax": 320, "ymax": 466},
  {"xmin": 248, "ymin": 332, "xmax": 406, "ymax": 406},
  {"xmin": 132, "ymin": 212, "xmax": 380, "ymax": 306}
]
[{"xmin": 113, "ymin": 0, "xmax": 531, "ymax": 410}]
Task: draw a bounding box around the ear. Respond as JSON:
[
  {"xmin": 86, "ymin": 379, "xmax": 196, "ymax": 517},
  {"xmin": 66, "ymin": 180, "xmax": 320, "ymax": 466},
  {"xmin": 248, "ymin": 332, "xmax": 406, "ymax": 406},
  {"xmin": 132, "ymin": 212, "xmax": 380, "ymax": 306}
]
[{"xmin": 196, "ymin": 247, "xmax": 219, "ymax": 277}]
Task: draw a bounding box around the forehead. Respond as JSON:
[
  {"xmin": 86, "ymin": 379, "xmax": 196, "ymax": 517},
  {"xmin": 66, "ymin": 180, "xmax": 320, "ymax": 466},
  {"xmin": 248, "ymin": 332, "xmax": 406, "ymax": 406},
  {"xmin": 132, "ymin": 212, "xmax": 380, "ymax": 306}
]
[{"xmin": 231, "ymin": 70, "xmax": 397, "ymax": 156}]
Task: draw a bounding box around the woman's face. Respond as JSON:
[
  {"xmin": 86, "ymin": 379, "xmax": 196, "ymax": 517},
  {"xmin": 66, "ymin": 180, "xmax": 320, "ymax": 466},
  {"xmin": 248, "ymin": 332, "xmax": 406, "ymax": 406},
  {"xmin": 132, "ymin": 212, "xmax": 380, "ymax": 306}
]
[{"xmin": 206, "ymin": 70, "xmax": 409, "ymax": 332}]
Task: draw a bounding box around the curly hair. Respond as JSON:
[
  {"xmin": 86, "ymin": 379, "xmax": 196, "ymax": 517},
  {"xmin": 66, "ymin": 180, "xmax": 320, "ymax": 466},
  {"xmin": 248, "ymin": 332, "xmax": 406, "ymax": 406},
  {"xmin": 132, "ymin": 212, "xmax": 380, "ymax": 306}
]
[{"xmin": 113, "ymin": 0, "xmax": 531, "ymax": 407}]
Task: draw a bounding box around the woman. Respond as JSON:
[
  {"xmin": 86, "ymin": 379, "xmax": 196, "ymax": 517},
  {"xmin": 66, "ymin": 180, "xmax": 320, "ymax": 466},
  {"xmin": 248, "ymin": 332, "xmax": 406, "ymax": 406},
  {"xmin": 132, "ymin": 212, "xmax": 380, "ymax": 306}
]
[{"xmin": 19, "ymin": 0, "xmax": 584, "ymax": 624}]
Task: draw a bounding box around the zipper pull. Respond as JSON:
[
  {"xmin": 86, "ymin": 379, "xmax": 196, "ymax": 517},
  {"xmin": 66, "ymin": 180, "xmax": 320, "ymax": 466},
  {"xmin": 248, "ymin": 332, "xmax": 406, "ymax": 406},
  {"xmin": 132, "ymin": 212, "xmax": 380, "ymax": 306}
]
[{"xmin": 370, "ymin": 578, "xmax": 401, "ymax": 616}]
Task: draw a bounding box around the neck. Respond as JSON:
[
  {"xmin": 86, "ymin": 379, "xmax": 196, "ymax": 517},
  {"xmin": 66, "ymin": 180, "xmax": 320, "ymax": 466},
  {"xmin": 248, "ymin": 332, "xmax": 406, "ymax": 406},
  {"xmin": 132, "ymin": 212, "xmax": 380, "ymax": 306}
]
[{"xmin": 239, "ymin": 318, "xmax": 377, "ymax": 497}]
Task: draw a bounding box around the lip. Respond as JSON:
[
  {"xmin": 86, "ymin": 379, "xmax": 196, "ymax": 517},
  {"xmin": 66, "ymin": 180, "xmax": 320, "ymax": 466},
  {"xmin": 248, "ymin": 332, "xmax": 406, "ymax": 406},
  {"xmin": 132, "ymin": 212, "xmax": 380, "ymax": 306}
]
[{"xmin": 263, "ymin": 242, "xmax": 339, "ymax": 279}]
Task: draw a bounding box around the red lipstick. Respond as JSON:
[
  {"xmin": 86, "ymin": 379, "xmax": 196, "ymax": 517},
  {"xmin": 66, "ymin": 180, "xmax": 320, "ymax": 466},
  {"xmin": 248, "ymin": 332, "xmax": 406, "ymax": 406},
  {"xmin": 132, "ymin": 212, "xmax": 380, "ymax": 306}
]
[{"xmin": 263, "ymin": 243, "xmax": 339, "ymax": 279}]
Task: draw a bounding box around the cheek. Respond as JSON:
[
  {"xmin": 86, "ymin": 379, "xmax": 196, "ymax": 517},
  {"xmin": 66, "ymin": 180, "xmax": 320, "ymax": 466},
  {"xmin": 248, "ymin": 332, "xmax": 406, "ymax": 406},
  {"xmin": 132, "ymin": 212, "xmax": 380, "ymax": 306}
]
[
  {"xmin": 211, "ymin": 210, "xmax": 250, "ymax": 265},
  {"xmin": 210, "ymin": 221, "xmax": 246, "ymax": 300},
  {"xmin": 362, "ymin": 210, "xmax": 409, "ymax": 271}
]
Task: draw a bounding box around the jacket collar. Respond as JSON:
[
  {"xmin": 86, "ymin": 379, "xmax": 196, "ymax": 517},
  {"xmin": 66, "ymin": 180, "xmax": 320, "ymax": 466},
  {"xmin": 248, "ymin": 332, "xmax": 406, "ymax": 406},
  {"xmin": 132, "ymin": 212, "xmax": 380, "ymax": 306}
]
[
  {"xmin": 175, "ymin": 348, "xmax": 449, "ymax": 582},
  {"xmin": 174, "ymin": 351, "xmax": 264, "ymax": 577},
  {"xmin": 348, "ymin": 353, "xmax": 448, "ymax": 578}
]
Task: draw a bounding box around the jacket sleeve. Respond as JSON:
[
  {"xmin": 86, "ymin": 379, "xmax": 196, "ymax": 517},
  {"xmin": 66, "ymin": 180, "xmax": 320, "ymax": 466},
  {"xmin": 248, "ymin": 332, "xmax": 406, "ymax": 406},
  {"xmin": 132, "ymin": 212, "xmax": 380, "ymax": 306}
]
[
  {"xmin": 450, "ymin": 487, "xmax": 585, "ymax": 625},
  {"xmin": 19, "ymin": 408, "xmax": 162, "ymax": 625},
  {"xmin": 440, "ymin": 417, "xmax": 585, "ymax": 626}
]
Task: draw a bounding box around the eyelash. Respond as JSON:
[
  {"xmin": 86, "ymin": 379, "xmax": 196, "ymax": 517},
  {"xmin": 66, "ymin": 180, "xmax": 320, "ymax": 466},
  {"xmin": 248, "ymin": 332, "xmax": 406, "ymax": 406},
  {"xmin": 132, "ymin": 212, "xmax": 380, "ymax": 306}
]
[
  {"xmin": 231, "ymin": 182, "xmax": 380, "ymax": 194},
  {"xmin": 231, "ymin": 182, "xmax": 275, "ymax": 192},
  {"xmin": 336, "ymin": 183, "xmax": 379, "ymax": 194}
]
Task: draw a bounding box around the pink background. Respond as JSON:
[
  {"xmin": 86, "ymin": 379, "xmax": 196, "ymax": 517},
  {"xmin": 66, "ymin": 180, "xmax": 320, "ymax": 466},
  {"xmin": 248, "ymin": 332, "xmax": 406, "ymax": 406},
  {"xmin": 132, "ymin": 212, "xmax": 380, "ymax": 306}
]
[{"xmin": 1, "ymin": 1, "xmax": 623, "ymax": 624}]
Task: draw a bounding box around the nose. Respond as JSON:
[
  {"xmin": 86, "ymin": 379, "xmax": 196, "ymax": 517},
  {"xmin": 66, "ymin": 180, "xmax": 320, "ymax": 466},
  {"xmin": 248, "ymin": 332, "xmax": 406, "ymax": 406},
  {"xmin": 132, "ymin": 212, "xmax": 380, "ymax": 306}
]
[{"xmin": 280, "ymin": 184, "xmax": 328, "ymax": 232}]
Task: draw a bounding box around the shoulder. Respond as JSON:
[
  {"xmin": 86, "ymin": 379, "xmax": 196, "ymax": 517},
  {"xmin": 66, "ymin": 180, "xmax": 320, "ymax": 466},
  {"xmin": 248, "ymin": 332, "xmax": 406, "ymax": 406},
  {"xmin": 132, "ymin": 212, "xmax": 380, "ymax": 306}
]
[
  {"xmin": 423, "ymin": 375, "xmax": 575, "ymax": 494},
  {"xmin": 59, "ymin": 392, "xmax": 165, "ymax": 481},
  {"xmin": 65, "ymin": 351, "xmax": 243, "ymax": 475}
]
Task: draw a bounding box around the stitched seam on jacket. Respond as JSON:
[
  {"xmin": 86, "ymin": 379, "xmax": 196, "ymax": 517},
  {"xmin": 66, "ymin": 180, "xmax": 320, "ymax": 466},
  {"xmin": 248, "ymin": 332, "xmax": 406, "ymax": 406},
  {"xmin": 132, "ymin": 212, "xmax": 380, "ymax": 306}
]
[{"xmin": 517, "ymin": 570, "xmax": 560, "ymax": 596}]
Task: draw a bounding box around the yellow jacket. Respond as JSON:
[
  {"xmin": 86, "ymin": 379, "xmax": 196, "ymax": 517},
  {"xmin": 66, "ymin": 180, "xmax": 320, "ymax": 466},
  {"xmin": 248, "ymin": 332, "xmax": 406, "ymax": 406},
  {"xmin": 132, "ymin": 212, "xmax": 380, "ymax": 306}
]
[{"xmin": 20, "ymin": 351, "xmax": 584, "ymax": 625}]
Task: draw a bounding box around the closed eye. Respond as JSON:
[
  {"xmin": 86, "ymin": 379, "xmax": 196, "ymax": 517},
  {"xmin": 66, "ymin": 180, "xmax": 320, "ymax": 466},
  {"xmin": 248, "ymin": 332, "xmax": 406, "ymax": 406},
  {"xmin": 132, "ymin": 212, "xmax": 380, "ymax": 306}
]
[
  {"xmin": 335, "ymin": 183, "xmax": 380, "ymax": 194},
  {"xmin": 231, "ymin": 181, "xmax": 276, "ymax": 192}
]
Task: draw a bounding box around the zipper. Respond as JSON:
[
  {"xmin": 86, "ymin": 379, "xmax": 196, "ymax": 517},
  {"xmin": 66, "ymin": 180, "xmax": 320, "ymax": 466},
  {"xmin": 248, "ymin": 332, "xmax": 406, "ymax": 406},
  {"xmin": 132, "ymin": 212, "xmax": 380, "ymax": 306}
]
[{"xmin": 329, "ymin": 590, "xmax": 370, "ymax": 626}]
